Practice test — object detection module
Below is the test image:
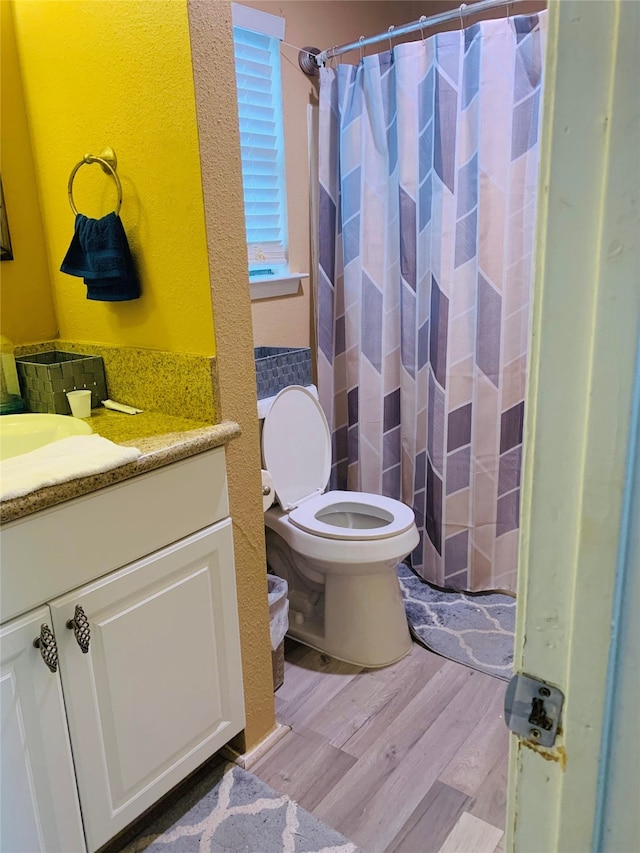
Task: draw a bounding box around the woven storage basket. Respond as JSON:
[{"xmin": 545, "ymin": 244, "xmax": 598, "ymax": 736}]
[
  {"xmin": 254, "ymin": 346, "xmax": 311, "ymax": 400},
  {"xmin": 16, "ymin": 351, "xmax": 107, "ymax": 415}
]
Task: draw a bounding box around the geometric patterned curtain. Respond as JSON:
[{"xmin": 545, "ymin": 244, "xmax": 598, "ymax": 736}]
[{"xmin": 317, "ymin": 13, "xmax": 547, "ymax": 592}]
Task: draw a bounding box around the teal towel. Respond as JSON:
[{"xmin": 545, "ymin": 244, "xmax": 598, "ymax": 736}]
[
  {"xmin": 61, "ymin": 213, "xmax": 125, "ymax": 279},
  {"xmin": 60, "ymin": 213, "xmax": 140, "ymax": 302}
]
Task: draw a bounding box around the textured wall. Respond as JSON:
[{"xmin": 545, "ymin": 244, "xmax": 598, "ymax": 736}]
[
  {"xmin": 11, "ymin": 0, "xmax": 215, "ymax": 355},
  {"xmin": 0, "ymin": 1, "xmax": 57, "ymax": 345},
  {"xmin": 188, "ymin": 0, "xmax": 276, "ymax": 750}
]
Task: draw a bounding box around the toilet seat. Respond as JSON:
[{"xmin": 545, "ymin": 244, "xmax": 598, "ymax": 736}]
[
  {"xmin": 262, "ymin": 387, "xmax": 415, "ymax": 542},
  {"xmin": 288, "ymin": 490, "xmax": 416, "ymax": 541}
]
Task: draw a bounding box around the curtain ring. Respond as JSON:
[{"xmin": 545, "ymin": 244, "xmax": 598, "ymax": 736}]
[
  {"xmin": 459, "ymin": 3, "xmax": 467, "ymax": 30},
  {"xmin": 419, "ymin": 15, "xmax": 427, "ymax": 43},
  {"xmin": 388, "ymin": 25, "xmax": 395, "ymax": 52},
  {"xmin": 359, "ymin": 35, "xmax": 365, "ymax": 64}
]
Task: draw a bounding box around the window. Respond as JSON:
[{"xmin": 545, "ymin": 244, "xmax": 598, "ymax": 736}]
[{"xmin": 232, "ymin": 5, "xmax": 303, "ymax": 299}]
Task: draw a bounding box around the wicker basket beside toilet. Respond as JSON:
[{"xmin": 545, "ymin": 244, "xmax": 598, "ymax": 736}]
[
  {"xmin": 254, "ymin": 346, "xmax": 311, "ymax": 400},
  {"xmin": 271, "ymin": 640, "xmax": 285, "ymax": 691}
]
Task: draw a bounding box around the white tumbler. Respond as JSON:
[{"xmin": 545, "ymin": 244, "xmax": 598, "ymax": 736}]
[{"xmin": 66, "ymin": 390, "xmax": 92, "ymax": 418}]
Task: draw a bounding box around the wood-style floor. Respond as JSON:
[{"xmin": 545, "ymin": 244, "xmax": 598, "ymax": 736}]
[{"xmin": 252, "ymin": 639, "xmax": 509, "ymax": 853}]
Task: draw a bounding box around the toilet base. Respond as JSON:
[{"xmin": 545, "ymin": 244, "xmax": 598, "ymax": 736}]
[
  {"xmin": 288, "ymin": 626, "xmax": 411, "ymax": 669},
  {"xmin": 288, "ymin": 566, "xmax": 411, "ymax": 669},
  {"xmin": 322, "ymin": 569, "xmax": 412, "ymax": 667},
  {"xmin": 266, "ymin": 528, "xmax": 412, "ymax": 668}
]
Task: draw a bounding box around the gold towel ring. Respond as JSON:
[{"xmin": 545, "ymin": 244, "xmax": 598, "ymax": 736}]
[{"xmin": 67, "ymin": 147, "xmax": 122, "ymax": 217}]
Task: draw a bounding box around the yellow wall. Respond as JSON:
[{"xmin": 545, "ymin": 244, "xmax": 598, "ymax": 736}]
[
  {"xmin": 0, "ymin": 1, "xmax": 57, "ymax": 345},
  {"xmin": 8, "ymin": 0, "xmax": 276, "ymax": 749},
  {"xmin": 11, "ymin": 0, "xmax": 215, "ymax": 355}
]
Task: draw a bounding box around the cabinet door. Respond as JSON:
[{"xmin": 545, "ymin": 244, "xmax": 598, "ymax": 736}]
[
  {"xmin": 0, "ymin": 608, "xmax": 86, "ymax": 853},
  {"xmin": 49, "ymin": 521, "xmax": 245, "ymax": 852}
]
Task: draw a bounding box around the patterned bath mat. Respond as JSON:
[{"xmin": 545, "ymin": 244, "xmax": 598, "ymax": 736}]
[
  {"xmin": 119, "ymin": 761, "xmax": 357, "ymax": 852},
  {"xmin": 397, "ymin": 563, "xmax": 516, "ymax": 681}
]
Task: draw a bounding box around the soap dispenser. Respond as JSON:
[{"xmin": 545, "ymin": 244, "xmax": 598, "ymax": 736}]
[{"xmin": 0, "ymin": 336, "xmax": 24, "ymax": 414}]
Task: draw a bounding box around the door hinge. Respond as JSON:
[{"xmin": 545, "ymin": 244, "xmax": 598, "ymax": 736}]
[{"xmin": 504, "ymin": 673, "xmax": 564, "ymax": 748}]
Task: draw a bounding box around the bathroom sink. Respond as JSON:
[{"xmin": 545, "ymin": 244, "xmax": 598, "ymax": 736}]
[{"xmin": 0, "ymin": 413, "xmax": 93, "ymax": 461}]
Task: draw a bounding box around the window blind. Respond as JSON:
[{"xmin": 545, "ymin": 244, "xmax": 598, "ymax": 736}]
[{"xmin": 233, "ymin": 24, "xmax": 288, "ymax": 272}]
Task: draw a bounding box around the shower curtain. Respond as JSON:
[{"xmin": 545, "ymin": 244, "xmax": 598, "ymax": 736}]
[{"xmin": 317, "ymin": 13, "xmax": 547, "ymax": 593}]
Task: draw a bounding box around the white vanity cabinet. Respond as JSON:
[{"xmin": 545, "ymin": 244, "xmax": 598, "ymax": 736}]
[
  {"xmin": 50, "ymin": 521, "xmax": 243, "ymax": 851},
  {"xmin": 0, "ymin": 447, "xmax": 246, "ymax": 853},
  {"xmin": 0, "ymin": 608, "xmax": 85, "ymax": 853}
]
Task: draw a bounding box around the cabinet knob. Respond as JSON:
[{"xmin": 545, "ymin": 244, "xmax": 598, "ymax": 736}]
[
  {"xmin": 66, "ymin": 605, "xmax": 91, "ymax": 654},
  {"xmin": 33, "ymin": 623, "xmax": 59, "ymax": 673}
]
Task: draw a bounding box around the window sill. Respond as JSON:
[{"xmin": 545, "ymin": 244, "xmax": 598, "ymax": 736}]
[{"xmin": 249, "ymin": 273, "xmax": 308, "ymax": 301}]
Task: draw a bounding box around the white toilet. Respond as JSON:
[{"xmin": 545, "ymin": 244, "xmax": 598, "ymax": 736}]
[{"xmin": 261, "ymin": 385, "xmax": 419, "ymax": 668}]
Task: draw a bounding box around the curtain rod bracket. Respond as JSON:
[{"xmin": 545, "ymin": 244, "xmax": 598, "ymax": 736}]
[{"xmin": 299, "ymin": 46, "xmax": 321, "ymax": 77}]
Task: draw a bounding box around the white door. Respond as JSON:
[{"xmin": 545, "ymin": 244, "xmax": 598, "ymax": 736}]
[
  {"xmin": 0, "ymin": 607, "xmax": 86, "ymax": 853},
  {"xmin": 506, "ymin": 2, "xmax": 640, "ymax": 851},
  {"xmin": 49, "ymin": 521, "xmax": 245, "ymax": 852}
]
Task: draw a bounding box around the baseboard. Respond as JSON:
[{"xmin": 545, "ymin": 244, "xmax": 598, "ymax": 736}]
[{"xmin": 221, "ymin": 722, "xmax": 291, "ymax": 769}]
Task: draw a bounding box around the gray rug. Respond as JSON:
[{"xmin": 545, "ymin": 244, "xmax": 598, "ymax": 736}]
[
  {"xmin": 119, "ymin": 761, "xmax": 357, "ymax": 852},
  {"xmin": 397, "ymin": 563, "xmax": 515, "ymax": 681}
]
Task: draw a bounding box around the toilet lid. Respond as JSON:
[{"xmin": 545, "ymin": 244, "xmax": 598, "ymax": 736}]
[{"xmin": 262, "ymin": 386, "xmax": 331, "ymax": 510}]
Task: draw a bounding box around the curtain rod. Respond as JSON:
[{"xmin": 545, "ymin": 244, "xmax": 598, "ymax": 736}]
[{"xmin": 298, "ymin": 0, "xmax": 527, "ymax": 75}]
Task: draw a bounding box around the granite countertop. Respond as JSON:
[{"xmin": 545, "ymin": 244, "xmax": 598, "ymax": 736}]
[{"xmin": 1, "ymin": 408, "xmax": 241, "ymax": 524}]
